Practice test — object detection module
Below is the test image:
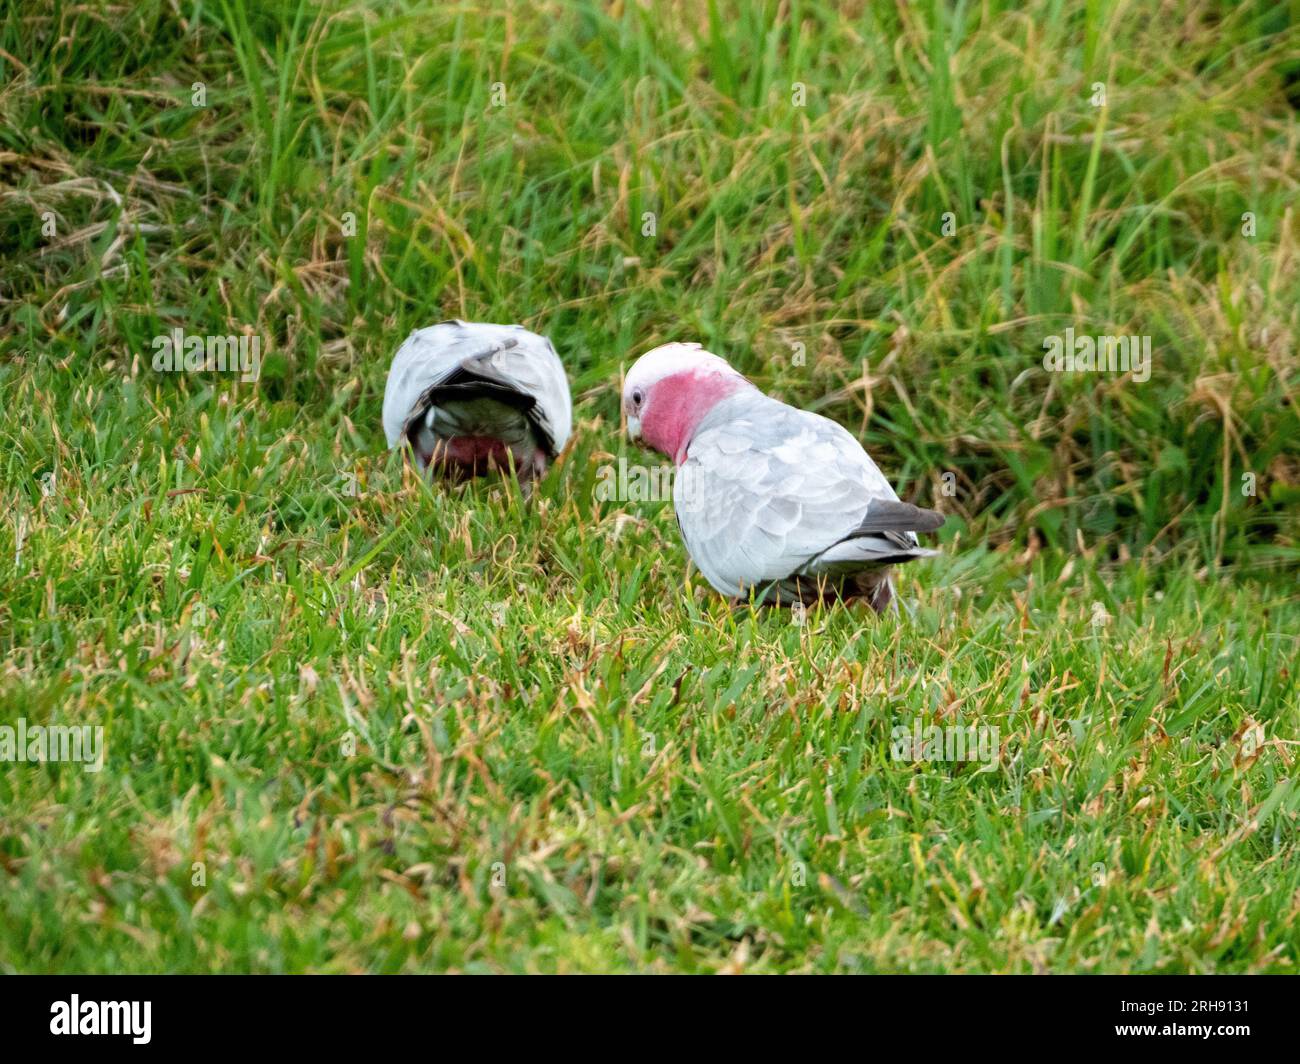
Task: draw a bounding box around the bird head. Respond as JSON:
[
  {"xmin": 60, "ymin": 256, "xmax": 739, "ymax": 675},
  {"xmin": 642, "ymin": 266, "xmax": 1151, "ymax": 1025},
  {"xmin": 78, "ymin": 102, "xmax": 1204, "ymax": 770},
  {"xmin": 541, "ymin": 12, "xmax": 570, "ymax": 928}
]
[{"xmin": 622, "ymin": 342, "xmax": 752, "ymax": 463}]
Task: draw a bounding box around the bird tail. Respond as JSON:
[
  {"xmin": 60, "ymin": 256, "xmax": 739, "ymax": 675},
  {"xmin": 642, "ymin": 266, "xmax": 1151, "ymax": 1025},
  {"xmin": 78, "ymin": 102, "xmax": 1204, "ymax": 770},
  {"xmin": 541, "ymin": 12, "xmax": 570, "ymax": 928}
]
[
  {"xmin": 814, "ymin": 498, "xmax": 944, "ymax": 566},
  {"xmin": 811, "ymin": 535, "xmax": 940, "ymax": 569},
  {"xmin": 850, "ymin": 498, "xmax": 945, "ymax": 535},
  {"xmin": 802, "ymin": 498, "xmax": 943, "ymax": 581}
]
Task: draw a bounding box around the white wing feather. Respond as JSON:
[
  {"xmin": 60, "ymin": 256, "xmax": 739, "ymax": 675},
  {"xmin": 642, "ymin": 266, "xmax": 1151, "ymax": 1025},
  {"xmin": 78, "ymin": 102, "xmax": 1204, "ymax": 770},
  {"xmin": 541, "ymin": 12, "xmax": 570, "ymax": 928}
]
[{"xmin": 674, "ymin": 393, "xmax": 906, "ymax": 598}]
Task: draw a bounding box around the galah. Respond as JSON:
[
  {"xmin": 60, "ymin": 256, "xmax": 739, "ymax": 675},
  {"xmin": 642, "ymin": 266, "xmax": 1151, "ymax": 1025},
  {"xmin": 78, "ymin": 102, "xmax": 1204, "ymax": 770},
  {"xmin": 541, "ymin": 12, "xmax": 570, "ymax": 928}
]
[
  {"xmin": 382, "ymin": 320, "xmax": 572, "ymax": 479},
  {"xmin": 622, "ymin": 342, "xmax": 944, "ymax": 611}
]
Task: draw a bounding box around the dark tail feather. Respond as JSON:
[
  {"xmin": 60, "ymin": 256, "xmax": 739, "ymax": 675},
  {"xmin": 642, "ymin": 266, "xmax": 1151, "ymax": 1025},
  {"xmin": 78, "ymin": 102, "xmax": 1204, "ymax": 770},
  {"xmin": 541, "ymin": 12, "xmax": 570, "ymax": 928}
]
[{"xmin": 854, "ymin": 499, "xmax": 946, "ymax": 535}]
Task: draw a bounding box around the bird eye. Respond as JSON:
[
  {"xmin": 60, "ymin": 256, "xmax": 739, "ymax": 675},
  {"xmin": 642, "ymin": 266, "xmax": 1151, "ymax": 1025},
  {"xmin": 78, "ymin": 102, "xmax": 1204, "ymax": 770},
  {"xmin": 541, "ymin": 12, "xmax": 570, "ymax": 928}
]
[{"xmin": 632, "ymin": 388, "xmax": 644, "ymax": 407}]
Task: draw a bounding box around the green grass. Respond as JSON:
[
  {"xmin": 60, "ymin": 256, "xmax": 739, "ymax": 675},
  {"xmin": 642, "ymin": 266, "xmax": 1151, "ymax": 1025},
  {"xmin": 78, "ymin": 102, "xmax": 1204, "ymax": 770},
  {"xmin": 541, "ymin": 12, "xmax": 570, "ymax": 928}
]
[{"xmin": 1, "ymin": 0, "xmax": 1298, "ymax": 972}]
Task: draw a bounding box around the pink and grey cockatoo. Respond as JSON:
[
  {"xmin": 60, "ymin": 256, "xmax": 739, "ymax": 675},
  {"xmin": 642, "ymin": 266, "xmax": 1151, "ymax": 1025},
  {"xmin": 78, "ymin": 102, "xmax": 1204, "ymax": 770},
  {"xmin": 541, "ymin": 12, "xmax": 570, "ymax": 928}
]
[
  {"xmin": 383, "ymin": 320, "xmax": 572, "ymax": 479},
  {"xmin": 622, "ymin": 342, "xmax": 944, "ymax": 611}
]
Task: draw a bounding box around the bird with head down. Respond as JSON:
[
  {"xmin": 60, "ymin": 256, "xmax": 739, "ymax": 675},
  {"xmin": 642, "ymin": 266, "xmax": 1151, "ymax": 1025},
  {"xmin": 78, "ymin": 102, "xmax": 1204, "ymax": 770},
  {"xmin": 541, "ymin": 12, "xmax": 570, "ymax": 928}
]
[
  {"xmin": 622, "ymin": 342, "xmax": 944, "ymax": 611},
  {"xmin": 383, "ymin": 320, "xmax": 572, "ymax": 481}
]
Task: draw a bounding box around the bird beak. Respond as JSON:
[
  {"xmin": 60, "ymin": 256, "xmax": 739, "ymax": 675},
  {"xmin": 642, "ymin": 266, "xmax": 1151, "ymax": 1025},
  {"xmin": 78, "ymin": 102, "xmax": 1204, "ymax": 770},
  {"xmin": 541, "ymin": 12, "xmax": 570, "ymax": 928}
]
[{"xmin": 626, "ymin": 414, "xmax": 642, "ymax": 442}]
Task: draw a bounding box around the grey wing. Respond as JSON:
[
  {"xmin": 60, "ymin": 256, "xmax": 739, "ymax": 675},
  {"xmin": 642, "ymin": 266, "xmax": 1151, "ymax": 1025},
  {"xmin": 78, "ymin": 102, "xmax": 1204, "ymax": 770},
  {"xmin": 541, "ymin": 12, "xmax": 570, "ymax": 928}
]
[
  {"xmin": 381, "ymin": 321, "xmax": 573, "ymax": 455},
  {"xmin": 382, "ymin": 323, "xmax": 464, "ymax": 447},
  {"xmin": 674, "ymin": 399, "xmax": 899, "ymax": 598},
  {"xmin": 454, "ymin": 329, "xmax": 572, "ymax": 456}
]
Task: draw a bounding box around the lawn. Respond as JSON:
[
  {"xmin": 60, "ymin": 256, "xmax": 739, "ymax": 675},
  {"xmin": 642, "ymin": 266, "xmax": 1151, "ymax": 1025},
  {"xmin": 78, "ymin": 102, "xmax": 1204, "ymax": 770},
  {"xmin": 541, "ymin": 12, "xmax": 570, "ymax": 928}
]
[{"xmin": 1, "ymin": 0, "xmax": 1297, "ymax": 972}]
